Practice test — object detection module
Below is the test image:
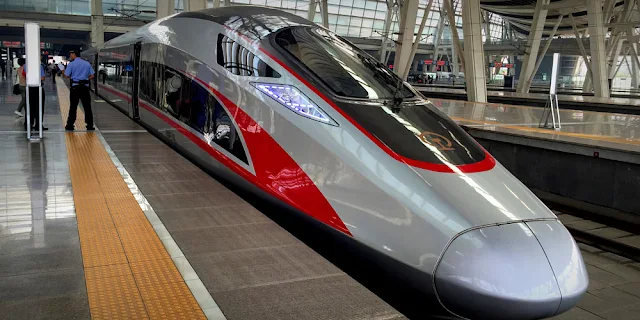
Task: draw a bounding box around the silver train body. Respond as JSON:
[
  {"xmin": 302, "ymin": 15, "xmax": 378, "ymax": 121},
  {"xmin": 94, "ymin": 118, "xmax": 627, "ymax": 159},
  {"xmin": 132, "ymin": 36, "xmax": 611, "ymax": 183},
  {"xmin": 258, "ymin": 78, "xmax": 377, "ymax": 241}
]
[{"xmin": 84, "ymin": 7, "xmax": 588, "ymax": 319}]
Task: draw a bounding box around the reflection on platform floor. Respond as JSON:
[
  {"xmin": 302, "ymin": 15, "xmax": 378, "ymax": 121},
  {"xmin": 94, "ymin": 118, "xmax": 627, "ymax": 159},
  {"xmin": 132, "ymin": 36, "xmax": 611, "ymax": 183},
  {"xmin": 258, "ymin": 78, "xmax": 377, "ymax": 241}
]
[
  {"xmin": 0, "ymin": 78, "xmax": 90, "ymax": 319},
  {"xmin": 420, "ymin": 86, "xmax": 640, "ymax": 108},
  {"xmin": 429, "ymin": 98, "xmax": 640, "ymax": 153}
]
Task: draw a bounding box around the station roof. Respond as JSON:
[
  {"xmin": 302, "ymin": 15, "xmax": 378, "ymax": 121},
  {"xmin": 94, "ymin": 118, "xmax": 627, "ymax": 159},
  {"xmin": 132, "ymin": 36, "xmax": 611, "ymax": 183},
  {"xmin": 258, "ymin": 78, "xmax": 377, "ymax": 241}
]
[{"xmin": 481, "ymin": 0, "xmax": 628, "ymax": 37}]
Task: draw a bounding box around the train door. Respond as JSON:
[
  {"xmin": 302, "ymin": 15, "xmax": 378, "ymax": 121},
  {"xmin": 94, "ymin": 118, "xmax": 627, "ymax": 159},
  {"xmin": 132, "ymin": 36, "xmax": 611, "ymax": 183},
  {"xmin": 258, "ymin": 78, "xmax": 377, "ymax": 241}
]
[{"xmin": 131, "ymin": 42, "xmax": 141, "ymax": 120}]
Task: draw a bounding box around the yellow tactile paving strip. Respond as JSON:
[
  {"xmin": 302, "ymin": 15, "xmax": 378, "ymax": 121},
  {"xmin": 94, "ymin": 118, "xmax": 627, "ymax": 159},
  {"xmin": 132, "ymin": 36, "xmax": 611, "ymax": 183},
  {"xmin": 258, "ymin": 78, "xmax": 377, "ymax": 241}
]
[{"xmin": 56, "ymin": 82, "xmax": 206, "ymax": 320}]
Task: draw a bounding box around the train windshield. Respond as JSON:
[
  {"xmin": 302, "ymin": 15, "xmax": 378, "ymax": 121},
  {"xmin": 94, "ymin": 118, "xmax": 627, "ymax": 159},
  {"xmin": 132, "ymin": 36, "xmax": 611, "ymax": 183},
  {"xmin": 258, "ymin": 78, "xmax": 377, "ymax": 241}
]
[
  {"xmin": 274, "ymin": 27, "xmax": 414, "ymax": 100},
  {"xmin": 337, "ymin": 102, "xmax": 487, "ymax": 165}
]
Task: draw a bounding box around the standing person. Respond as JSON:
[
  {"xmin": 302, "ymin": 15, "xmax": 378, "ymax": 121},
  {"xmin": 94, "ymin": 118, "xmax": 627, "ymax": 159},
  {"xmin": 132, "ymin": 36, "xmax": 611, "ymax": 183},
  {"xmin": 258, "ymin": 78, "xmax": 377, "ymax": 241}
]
[
  {"xmin": 0, "ymin": 59, "xmax": 6, "ymax": 79},
  {"xmin": 63, "ymin": 50, "xmax": 95, "ymax": 131},
  {"xmin": 51, "ymin": 63, "xmax": 57, "ymax": 82},
  {"xmin": 22, "ymin": 62, "xmax": 47, "ymax": 131},
  {"xmin": 15, "ymin": 58, "xmax": 26, "ymax": 117}
]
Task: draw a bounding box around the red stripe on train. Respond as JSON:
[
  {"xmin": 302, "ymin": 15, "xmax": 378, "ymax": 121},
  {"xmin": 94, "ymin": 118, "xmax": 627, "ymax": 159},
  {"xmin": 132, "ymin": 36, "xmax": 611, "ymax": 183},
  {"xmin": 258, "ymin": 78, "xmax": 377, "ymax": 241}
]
[{"xmin": 97, "ymin": 82, "xmax": 352, "ymax": 236}]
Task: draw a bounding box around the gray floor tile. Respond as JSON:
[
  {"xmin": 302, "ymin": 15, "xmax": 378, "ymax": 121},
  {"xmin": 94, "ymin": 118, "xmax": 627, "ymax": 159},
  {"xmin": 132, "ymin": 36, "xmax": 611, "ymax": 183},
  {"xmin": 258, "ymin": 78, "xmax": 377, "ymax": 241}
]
[
  {"xmin": 0, "ymin": 248, "xmax": 83, "ymax": 277},
  {"xmin": 213, "ymin": 274, "xmax": 401, "ymax": 320},
  {"xmin": 0, "ymin": 294, "xmax": 90, "ymax": 320},
  {"xmin": 190, "ymin": 244, "xmax": 343, "ymax": 293},
  {"xmin": 617, "ymin": 235, "xmax": 640, "ymax": 248},
  {"xmin": 599, "ymin": 252, "xmax": 635, "ymax": 264},
  {"xmin": 582, "ymin": 250, "xmax": 631, "ymax": 268},
  {"xmin": 126, "ymin": 170, "xmax": 212, "ymax": 183},
  {"xmin": 586, "ymin": 265, "xmax": 633, "ymax": 286},
  {"xmin": 0, "ymin": 230, "xmax": 80, "ymax": 256},
  {"xmin": 0, "ymin": 269, "xmax": 87, "ymax": 302},
  {"xmin": 171, "ymin": 222, "xmax": 299, "ymax": 255},
  {"xmin": 144, "ymin": 192, "xmax": 245, "ymax": 210},
  {"xmin": 615, "ymin": 282, "xmax": 640, "ymax": 297},
  {"xmin": 598, "ymin": 306, "xmax": 640, "ymax": 320},
  {"xmin": 588, "ymin": 279, "xmax": 609, "ymax": 292},
  {"xmin": 577, "ymin": 293, "xmax": 622, "ymax": 315},
  {"xmin": 589, "ymin": 227, "xmax": 633, "ymax": 239},
  {"xmin": 136, "ymin": 179, "xmax": 227, "ymax": 195},
  {"xmin": 155, "ymin": 205, "xmax": 271, "ymax": 231},
  {"xmin": 549, "ymin": 307, "xmax": 603, "ymax": 320},
  {"xmin": 578, "ymin": 243, "xmax": 604, "ymax": 254},
  {"xmin": 589, "ymin": 287, "xmax": 640, "ymax": 308},
  {"xmin": 564, "ymin": 220, "xmax": 607, "ymax": 231},
  {"xmin": 596, "ymin": 264, "xmax": 640, "ymax": 282}
]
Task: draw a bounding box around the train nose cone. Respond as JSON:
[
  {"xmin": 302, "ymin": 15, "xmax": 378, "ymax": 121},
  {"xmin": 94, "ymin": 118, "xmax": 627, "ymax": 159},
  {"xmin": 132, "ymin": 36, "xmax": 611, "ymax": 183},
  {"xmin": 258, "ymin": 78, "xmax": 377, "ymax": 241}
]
[
  {"xmin": 525, "ymin": 220, "xmax": 589, "ymax": 314},
  {"xmin": 434, "ymin": 221, "xmax": 588, "ymax": 320}
]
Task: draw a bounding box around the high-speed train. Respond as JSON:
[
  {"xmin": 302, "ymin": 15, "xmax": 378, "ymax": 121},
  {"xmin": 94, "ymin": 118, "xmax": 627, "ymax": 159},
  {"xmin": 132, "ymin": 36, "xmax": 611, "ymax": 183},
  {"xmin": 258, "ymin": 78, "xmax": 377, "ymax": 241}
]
[{"xmin": 83, "ymin": 7, "xmax": 588, "ymax": 319}]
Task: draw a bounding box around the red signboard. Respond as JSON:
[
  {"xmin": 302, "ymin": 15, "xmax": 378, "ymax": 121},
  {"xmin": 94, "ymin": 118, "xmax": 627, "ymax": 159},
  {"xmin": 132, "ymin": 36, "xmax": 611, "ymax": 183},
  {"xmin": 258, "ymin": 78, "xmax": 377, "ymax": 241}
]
[
  {"xmin": 2, "ymin": 41, "xmax": 20, "ymax": 48},
  {"xmin": 505, "ymin": 63, "xmax": 514, "ymax": 68},
  {"xmin": 494, "ymin": 62, "xmax": 503, "ymax": 68},
  {"xmin": 388, "ymin": 65, "xmax": 393, "ymax": 69},
  {"xmin": 424, "ymin": 59, "xmax": 433, "ymax": 65},
  {"xmin": 436, "ymin": 60, "xmax": 445, "ymax": 66}
]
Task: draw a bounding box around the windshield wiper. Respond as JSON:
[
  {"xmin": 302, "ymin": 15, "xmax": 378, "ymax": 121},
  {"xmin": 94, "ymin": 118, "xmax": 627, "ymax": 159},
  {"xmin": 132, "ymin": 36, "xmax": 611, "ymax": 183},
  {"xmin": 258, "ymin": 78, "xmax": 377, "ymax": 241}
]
[
  {"xmin": 360, "ymin": 57, "xmax": 405, "ymax": 112},
  {"xmin": 385, "ymin": 75, "xmax": 405, "ymax": 113}
]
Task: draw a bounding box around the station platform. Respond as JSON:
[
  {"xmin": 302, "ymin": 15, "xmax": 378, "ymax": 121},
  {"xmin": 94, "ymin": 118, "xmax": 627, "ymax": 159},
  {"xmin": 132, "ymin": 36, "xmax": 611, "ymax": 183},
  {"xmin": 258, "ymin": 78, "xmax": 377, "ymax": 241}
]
[
  {"xmin": 432, "ymin": 97, "xmax": 640, "ymax": 221},
  {"xmin": 414, "ymin": 82, "xmax": 640, "ymax": 98},
  {"xmin": 431, "ymin": 98, "xmax": 640, "ymax": 155},
  {"xmin": 418, "ymin": 86, "xmax": 640, "ymax": 115},
  {"xmin": 0, "ymin": 76, "xmax": 639, "ymax": 320}
]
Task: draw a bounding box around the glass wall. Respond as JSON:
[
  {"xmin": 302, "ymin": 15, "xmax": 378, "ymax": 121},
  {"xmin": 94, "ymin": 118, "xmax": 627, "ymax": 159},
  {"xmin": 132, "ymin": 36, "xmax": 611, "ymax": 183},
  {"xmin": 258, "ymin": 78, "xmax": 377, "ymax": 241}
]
[{"xmin": 0, "ymin": 0, "xmax": 505, "ymax": 45}]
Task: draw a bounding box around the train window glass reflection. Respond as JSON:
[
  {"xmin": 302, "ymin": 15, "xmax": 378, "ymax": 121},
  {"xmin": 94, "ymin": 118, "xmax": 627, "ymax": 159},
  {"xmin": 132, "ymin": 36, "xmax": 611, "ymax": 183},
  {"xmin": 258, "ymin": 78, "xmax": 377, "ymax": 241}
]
[
  {"xmin": 274, "ymin": 27, "xmax": 414, "ymax": 100},
  {"xmin": 203, "ymin": 95, "xmax": 248, "ymax": 164},
  {"xmin": 138, "ymin": 60, "xmax": 249, "ymax": 165},
  {"xmin": 216, "ymin": 35, "xmax": 281, "ymax": 77}
]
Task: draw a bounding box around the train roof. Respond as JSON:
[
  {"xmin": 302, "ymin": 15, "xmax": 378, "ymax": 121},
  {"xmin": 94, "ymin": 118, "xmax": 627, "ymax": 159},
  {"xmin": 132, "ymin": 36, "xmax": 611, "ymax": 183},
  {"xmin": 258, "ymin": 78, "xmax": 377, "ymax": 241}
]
[{"xmin": 101, "ymin": 6, "xmax": 314, "ymax": 50}]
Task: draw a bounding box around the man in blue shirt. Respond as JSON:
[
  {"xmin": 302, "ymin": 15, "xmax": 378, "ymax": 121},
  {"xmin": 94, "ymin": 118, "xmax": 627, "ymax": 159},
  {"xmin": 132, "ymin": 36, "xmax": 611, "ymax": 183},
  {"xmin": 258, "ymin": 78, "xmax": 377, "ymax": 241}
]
[
  {"xmin": 63, "ymin": 50, "xmax": 95, "ymax": 131},
  {"xmin": 22, "ymin": 62, "xmax": 47, "ymax": 131}
]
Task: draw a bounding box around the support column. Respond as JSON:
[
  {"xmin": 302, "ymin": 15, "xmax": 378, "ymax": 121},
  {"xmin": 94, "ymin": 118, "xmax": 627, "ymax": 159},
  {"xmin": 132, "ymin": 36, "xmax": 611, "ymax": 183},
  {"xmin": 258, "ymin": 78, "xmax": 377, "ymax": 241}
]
[
  {"xmin": 587, "ymin": 0, "xmax": 610, "ymax": 97},
  {"xmin": 380, "ymin": 0, "xmax": 394, "ymax": 64},
  {"xmin": 450, "ymin": 41, "xmax": 458, "ymax": 74},
  {"xmin": 431, "ymin": 14, "xmax": 445, "ymax": 72},
  {"xmin": 462, "ymin": 0, "xmax": 487, "ymax": 102},
  {"xmin": 484, "ymin": 11, "xmax": 491, "ymax": 44},
  {"xmin": 184, "ymin": 0, "xmax": 206, "ymax": 11},
  {"xmin": 608, "ymin": 38, "xmax": 624, "ymax": 79},
  {"xmin": 443, "ymin": 0, "xmax": 465, "ymax": 70},
  {"xmin": 319, "ymin": 0, "xmax": 329, "ymax": 28},
  {"xmin": 393, "ymin": 0, "xmax": 419, "ymax": 78},
  {"xmin": 401, "ymin": 0, "xmax": 434, "ymax": 79},
  {"xmin": 613, "ymin": 47, "xmax": 631, "ymax": 80},
  {"xmin": 308, "ymin": 0, "xmax": 329, "ymax": 27},
  {"xmin": 526, "ymin": 15, "xmax": 563, "ymax": 88},
  {"xmin": 632, "ymin": 50, "xmax": 638, "ymax": 88},
  {"xmin": 157, "ymin": 0, "xmax": 175, "ymax": 19},
  {"xmin": 90, "ymin": 0, "xmax": 104, "ymax": 47},
  {"xmin": 213, "ymin": 0, "xmax": 220, "ymax": 8},
  {"xmin": 569, "ymin": 15, "xmax": 594, "ymax": 92},
  {"xmin": 516, "ymin": 0, "xmax": 549, "ymax": 93}
]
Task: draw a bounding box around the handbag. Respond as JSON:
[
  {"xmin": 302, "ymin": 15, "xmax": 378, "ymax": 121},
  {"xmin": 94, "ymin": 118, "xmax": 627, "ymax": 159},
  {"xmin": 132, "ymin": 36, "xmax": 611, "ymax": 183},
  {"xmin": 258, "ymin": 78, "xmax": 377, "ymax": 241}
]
[{"xmin": 12, "ymin": 83, "xmax": 20, "ymax": 95}]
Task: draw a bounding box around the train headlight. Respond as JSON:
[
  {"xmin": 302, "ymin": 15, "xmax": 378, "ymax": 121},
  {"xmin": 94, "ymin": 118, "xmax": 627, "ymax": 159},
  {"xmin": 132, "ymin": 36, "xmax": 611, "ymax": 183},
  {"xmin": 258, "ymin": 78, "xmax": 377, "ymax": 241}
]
[{"xmin": 254, "ymin": 83, "xmax": 335, "ymax": 125}]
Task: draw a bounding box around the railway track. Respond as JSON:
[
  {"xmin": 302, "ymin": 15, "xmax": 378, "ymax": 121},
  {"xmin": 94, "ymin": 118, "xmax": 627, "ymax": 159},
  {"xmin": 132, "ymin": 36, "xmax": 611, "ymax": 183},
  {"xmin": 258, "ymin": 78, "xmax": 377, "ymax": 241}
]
[{"xmin": 546, "ymin": 203, "xmax": 640, "ymax": 262}]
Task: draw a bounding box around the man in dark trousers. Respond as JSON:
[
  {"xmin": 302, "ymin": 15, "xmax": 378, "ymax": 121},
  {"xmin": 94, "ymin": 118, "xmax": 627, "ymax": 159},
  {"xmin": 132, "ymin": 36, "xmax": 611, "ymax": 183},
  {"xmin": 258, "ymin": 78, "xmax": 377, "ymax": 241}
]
[
  {"xmin": 63, "ymin": 50, "xmax": 95, "ymax": 131},
  {"xmin": 0, "ymin": 59, "xmax": 6, "ymax": 78},
  {"xmin": 22, "ymin": 62, "xmax": 48, "ymax": 131}
]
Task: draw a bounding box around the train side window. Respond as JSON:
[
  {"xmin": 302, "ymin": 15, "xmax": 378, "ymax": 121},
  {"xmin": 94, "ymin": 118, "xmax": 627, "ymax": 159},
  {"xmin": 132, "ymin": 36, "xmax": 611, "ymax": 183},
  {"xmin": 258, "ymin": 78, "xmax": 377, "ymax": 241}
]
[
  {"xmin": 163, "ymin": 70, "xmax": 181, "ymax": 116},
  {"xmin": 216, "ymin": 35, "xmax": 280, "ymax": 78},
  {"xmin": 199, "ymin": 81, "xmax": 248, "ymax": 164}
]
